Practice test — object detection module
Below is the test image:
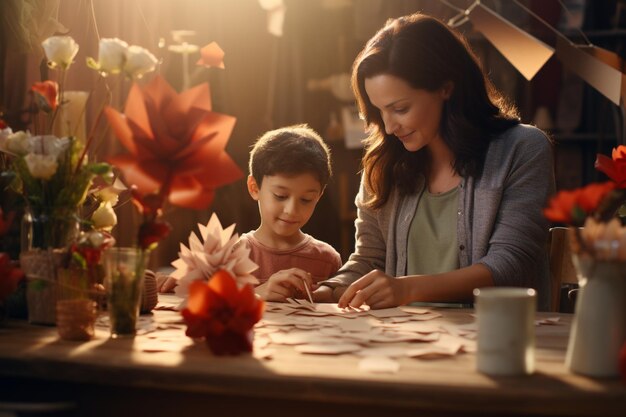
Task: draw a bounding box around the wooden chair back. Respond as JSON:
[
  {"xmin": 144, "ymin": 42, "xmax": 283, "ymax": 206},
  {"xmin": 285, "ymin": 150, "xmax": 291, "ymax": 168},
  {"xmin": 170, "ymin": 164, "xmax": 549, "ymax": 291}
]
[{"xmin": 547, "ymin": 227, "xmax": 579, "ymax": 312}]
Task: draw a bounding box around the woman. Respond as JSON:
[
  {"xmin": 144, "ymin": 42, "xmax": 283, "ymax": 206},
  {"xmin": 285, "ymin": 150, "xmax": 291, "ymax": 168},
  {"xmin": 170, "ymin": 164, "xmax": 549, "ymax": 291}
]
[{"xmin": 314, "ymin": 13, "xmax": 555, "ymax": 310}]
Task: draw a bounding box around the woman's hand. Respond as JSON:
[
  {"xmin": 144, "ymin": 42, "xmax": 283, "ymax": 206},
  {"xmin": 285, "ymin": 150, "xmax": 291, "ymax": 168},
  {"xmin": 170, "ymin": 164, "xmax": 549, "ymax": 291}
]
[
  {"xmin": 258, "ymin": 268, "xmax": 315, "ymax": 302},
  {"xmin": 338, "ymin": 269, "xmax": 407, "ymax": 309}
]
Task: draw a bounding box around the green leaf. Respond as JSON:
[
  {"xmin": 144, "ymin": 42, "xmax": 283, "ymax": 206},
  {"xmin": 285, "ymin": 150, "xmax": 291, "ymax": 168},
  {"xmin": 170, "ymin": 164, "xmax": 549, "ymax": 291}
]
[
  {"xmin": 571, "ymin": 206, "xmax": 587, "ymax": 227},
  {"xmin": 88, "ymin": 163, "xmax": 112, "ymax": 175},
  {"xmin": 71, "ymin": 251, "xmax": 87, "ymax": 269}
]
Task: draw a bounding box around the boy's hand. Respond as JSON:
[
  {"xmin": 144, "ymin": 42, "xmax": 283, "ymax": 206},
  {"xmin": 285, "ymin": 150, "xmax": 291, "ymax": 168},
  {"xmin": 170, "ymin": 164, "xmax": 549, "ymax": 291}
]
[
  {"xmin": 262, "ymin": 268, "xmax": 316, "ymax": 302},
  {"xmin": 312, "ymin": 285, "xmax": 348, "ymax": 303},
  {"xmin": 157, "ymin": 275, "xmax": 178, "ymax": 293}
]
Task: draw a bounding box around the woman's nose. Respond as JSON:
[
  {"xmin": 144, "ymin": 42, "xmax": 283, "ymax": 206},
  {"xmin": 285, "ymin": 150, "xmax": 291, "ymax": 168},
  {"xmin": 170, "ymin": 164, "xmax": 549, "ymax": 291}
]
[{"xmin": 382, "ymin": 113, "xmax": 397, "ymax": 135}]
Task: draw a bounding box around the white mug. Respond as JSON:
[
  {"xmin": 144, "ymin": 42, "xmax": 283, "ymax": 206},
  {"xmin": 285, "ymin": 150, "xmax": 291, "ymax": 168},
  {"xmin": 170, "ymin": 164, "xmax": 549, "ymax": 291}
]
[{"xmin": 474, "ymin": 287, "xmax": 536, "ymax": 376}]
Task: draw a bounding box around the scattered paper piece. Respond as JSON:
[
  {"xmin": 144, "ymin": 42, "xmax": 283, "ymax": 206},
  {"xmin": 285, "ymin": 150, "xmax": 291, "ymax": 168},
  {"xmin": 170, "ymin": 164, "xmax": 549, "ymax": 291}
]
[
  {"xmin": 536, "ymin": 317, "xmax": 561, "ymax": 326},
  {"xmin": 253, "ymin": 348, "xmax": 275, "ymax": 360}
]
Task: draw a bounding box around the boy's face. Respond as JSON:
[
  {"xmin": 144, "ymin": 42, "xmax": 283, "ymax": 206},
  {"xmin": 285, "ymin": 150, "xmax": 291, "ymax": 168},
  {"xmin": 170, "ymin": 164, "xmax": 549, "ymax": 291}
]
[{"xmin": 247, "ymin": 173, "xmax": 323, "ymax": 241}]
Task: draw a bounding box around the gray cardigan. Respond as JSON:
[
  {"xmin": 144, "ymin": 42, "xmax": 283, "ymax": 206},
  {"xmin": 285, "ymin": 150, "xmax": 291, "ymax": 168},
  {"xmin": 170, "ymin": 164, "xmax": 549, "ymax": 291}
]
[{"xmin": 324, "ymin": 124, "xmax": 555, "ymax": 311}]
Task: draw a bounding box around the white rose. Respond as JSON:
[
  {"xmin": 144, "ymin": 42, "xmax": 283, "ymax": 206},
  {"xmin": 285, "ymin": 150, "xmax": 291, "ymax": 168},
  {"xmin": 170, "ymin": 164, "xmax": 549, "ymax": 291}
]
[
  {"xmin": 97, "ymin": 38, "xmax": 128, "ymax": 74},
  {"xmin": 28, "ymin": 135, "xmax": 70, "ymax": 158},
  {"xmin": 124, "ymin": 45, "xmax": 158, "ymax": 79},
  {"xmin": 24, "ymin": 153, "xmax": 58, "ymax": 180},
  {"xmin": 5, "ymin": 131, "xmax": 32, "ymax": 155},
  {"xmin": 42, "ymin": 36, "xmax": 79, "ymax": 70},
  {"xmin": 91, "ymin": 202, "xmax": 117, "ymax": 230}
]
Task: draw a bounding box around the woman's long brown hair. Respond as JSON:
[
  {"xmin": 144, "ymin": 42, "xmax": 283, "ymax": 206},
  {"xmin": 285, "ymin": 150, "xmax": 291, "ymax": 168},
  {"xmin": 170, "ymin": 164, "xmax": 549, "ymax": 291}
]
[{"xmin": 352, "ymin": 13, "xmax": 519, "ymax": 209}]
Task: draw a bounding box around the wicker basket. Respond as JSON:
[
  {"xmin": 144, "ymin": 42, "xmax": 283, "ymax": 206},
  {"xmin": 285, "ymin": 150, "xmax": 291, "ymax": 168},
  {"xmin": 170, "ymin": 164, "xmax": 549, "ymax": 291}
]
[
  {"xmin": 141, "ymin": 269, "xmax": 158, "ymax": 314},
  {"xmin": 20, "ymin": 249, "xmax": 67, "ymax": 325}
]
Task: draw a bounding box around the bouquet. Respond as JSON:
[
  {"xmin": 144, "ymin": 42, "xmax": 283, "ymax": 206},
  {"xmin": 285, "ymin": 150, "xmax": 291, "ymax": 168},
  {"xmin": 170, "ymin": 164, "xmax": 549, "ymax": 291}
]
[{"xmin": 544, "ymin": 145, "xmax": 626, "ymax": 260}]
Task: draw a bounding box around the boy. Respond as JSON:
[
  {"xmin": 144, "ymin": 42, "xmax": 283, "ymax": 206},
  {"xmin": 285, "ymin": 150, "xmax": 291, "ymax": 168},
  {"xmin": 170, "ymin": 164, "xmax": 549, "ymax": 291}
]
[{"xmin": 241, "ymin": 124, "xmax": 342, "ymax": 301}]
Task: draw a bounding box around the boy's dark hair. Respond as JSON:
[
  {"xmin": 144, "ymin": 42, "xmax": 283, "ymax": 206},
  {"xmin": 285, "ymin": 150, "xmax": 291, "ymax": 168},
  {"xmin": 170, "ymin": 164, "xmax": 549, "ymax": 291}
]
[{"xmin": 249, "ymin": 124, "xmax": 332, "ymax": 188}]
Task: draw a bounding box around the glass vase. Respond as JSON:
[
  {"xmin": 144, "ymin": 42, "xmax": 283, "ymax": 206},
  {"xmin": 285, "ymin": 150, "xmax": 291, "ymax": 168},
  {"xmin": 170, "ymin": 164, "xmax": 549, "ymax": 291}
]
[
  {"xmin": 104, "ymin": 247, "xmax": 150, "ymax": 338},
  {"xmin": 565, "ymin": 257, "xmax": 626, "ymax": 377},
  {"xmin": 21, "ymin": 208, "xmax": 80, "ymax": 251}
]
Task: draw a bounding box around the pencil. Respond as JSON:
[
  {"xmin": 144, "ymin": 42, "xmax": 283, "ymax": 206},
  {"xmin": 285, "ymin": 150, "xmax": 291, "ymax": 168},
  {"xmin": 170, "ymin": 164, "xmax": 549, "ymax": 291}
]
[{"xmin": 303, "ymin": 277, "xmax": 314, "ymax": 304}]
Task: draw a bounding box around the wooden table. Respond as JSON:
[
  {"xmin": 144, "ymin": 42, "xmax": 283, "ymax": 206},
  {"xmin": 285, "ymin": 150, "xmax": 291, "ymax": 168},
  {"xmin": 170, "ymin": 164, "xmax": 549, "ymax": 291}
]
[{"xmin": 0, "ymin": 303, "xmax": 624, "ymax": 417}]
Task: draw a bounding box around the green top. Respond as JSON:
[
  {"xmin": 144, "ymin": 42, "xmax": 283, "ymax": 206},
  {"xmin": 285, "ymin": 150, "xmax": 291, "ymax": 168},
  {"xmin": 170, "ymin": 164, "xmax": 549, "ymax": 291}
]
[{"xmin": 407, "ymin": 186, "xmax": 460, "ymax": 276}]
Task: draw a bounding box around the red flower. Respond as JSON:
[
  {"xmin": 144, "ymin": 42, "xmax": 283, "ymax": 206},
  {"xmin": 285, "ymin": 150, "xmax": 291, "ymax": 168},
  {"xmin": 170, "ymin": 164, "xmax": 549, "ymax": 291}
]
[
  {"xmin": 105, "ymin": 75, "xmax": 242, "ymax": 210},
  {"xmin": 31, "ymin": 80, "xmax": 59, "ymax": 112},
  {"xmin": 138, "ymin": 218, "xmax": 172, "ymax": 250},
  {"xmin": 182, "ymin": 269, "xmax": 264, "ymax": 355},
  {"xmin": 544, "ymin": 181, "xmax": 616, "ymax": 226},
  {"xmin": 595, "ymin": 145, "xmax": 626, "ymax": 188},
  {"xmin": 0, "ymin": 253, "xmax": 24, "ymax": 302},
  {"xmin": 0, "ymin": 208, "xmax": 15, "ymax": 237},
  {"xmin": 0, "ymin": 119, "xmax": 7, "ymax": 129}
]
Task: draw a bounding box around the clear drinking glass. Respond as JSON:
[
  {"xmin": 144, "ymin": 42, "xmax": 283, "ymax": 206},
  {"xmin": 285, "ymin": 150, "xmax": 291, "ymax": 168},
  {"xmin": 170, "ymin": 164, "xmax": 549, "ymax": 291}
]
[{"xmin": 104, "ymin": 247, "xmax": 149, "ymax": 338}]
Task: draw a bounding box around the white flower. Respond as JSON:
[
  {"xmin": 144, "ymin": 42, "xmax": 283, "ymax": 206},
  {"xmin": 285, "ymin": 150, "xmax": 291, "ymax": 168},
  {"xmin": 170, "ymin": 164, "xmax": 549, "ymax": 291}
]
[
  {"xmin": 24, "ymin": 153, "xmax": 58, "ymax": 180},
  {"xmin": 0, "ymin": 126, "xmax": 12, "ymax": 148},
  {"xmin": 124, "ymin": 45, "xmax": 158, "ymax": 79},
  {"xmin": 87, "ymin": 231, "xmax": 106, "ymax": 247},
  {"xmin": 171, "ymin": 213, "xmax": 259, "ymax": 297},
  {"xmin": 91, "ymin": 202, "xmax": 117, "ymax": 230},
  {"xmin": 5, "ymin": 131, "xmax": 31, "ymax": 155},
  {"xmin": 41, "ymin": 36, "xmax": 79, "ymax": 70},
  {"xmin": 94, "ymin": 188, "xmax": 119, "ymax": 205},
  {"xmin": 95, "ymin": 38, "xmax": 128, "ymax": 74},
  {"xmin": 28, "ymin": 135, "xmax": 70, "ymax": 158}
]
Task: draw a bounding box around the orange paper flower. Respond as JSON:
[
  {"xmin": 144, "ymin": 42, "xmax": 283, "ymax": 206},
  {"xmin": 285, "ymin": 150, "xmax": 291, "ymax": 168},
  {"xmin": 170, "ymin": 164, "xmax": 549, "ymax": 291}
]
[
  {"xmin": 595, "ymin": 145, "xmax": 626, "ymax": 188},
  {"xmin": 196, "ymin": 42, "xmax": 225, "ymax": 69},
  {"xmin": 544, "ymin": 181, "xmax": 615, "ymax": 226},
  {"xmin": 182, "ymin": 269, "xmax": 264, "ymax": 355},
  {"xmin": 105, "ymin": 75, "xmax": 242, "ymax": 210}
]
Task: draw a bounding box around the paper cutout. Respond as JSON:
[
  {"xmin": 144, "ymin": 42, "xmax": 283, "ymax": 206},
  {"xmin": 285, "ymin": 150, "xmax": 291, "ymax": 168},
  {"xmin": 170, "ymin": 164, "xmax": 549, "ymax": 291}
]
[
  {"xmin": 171, "ymin": 213, "xmax": 258, "ymax": 297},
  {"xmin": 581, "ymin": 46, "xmax": 626, "ymax": 106},
  {"xmin": 536, "ymin": 317, "xmax": 561, "ymax": 326},
  {"xmin": 556, "ymin": 38, "xmax": 622, "ymax": 106},
  {"xmin": 469, "ymin": 3, "xmax": 554, "ymax": 80}
]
